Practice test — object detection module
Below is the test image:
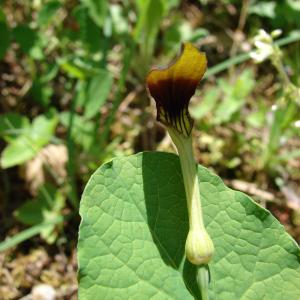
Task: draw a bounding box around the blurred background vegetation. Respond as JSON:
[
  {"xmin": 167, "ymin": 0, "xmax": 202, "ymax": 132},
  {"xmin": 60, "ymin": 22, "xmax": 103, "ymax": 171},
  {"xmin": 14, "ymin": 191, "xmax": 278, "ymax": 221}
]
[{"xmin": 0, "ymin": 0, "xmax": 300, "ymax": 299}]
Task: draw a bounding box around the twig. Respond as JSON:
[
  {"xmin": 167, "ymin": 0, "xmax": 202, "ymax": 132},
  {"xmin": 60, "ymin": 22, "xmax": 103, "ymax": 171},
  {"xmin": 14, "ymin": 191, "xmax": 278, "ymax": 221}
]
[
  {"xmin": 228, "ymin": 179, "xmax": 277, "ymax": 203},
  {"xmin": 118, "ymin": 84, "xmax": 143, "ymax": 113},
  {"xmin": 229, "ymin": 0, "xmax": 250, "ymax": 79}
]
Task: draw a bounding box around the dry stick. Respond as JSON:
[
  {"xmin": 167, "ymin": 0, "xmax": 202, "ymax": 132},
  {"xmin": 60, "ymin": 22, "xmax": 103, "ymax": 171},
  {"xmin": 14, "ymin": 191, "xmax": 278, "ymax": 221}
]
[
  {"xmin": 118, "ymin": 85, "xmax": 143, "ymax": 113},
  {"xmin": 230, "ymin": 0, "xmax": 249, "ymax": 55},
  {"xmin": 229, "ymin": 0, "xmax": 250, "ymax": 80}
]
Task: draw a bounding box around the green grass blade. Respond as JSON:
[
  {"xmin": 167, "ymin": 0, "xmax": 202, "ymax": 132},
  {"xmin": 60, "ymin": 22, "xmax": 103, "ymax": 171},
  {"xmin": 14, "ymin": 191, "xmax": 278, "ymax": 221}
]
[
  {"xmin": 205, "ymin": 31, "xmax": 300, "ymax": 78},
  {"xmin": 0, "ymin": 216, "xmax": 63, "ymax": 252}
]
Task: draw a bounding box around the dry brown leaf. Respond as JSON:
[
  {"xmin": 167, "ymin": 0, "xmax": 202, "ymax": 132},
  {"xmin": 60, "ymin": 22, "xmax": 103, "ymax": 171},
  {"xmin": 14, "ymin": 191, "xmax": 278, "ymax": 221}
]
[{"xmin": 23, "ymin": 144, "xmax": 68, "ymax": 195}]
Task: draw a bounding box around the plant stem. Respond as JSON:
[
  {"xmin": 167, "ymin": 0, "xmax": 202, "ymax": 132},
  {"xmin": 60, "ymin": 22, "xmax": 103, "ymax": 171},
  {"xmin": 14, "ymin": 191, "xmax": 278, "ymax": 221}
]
[
  {"xmin": 67, "ymin": 87, "xmax": 79, "ymax": 209},
  {"xmin": 271, "ymin": 47, "xmax": 291, "ymax": 87},
  {"xmin": 262, "ymin": 43, "xmax": 300, "ymax": 169},
  {"xmin": 197, "ymin": 265, "xmax": 210, "ymax": 300}
]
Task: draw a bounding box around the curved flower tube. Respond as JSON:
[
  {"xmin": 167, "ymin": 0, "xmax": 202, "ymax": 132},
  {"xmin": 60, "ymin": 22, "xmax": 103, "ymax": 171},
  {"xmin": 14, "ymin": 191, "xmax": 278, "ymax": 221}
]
[
  {"xmin": 146, "ymin": 43, "xmax": 207, "ymax": 137},
  {"xmin": 147, "ymin": 43, "xmax": 213, "ymax": 299}
]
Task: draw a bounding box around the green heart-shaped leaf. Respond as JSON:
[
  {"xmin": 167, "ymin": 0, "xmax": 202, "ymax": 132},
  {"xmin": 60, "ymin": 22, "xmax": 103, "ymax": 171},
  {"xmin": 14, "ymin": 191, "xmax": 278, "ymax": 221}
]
[{"xmin": 78, "ymin": 152, "xmax": 300, "ymax": 299}]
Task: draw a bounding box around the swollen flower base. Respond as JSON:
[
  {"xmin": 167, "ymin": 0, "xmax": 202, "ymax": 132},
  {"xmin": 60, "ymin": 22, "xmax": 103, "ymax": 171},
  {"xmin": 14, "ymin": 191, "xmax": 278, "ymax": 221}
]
[{"xmin": 168, "ymin": 127, "xmax": 214, "ymax": 265}]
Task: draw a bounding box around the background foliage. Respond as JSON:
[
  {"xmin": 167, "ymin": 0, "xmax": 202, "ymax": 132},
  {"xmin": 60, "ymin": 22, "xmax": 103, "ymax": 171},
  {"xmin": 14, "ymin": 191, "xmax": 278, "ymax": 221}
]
[{"xmin": 0, "ymin": 0, "xmax": 300, "ymax": 299}]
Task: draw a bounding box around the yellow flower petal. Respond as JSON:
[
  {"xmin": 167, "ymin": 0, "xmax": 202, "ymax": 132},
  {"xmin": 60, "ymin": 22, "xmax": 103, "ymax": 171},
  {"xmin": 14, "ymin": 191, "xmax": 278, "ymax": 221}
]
[{"xmin": 147, "ymin": 43, "xmax": 207, "ymax": 136}]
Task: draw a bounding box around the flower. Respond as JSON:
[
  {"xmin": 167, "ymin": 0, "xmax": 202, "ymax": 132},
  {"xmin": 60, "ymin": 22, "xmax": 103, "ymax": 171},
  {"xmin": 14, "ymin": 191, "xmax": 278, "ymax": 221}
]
[
  {"xmin": 294, "ymin": 120, "xmax": 300, "ymax": 128},
  {"xmin": 250, "ymin": 42, "xmax": 273, "ymax": 63},
  {"xmin": 250, "ymin": 29, "xmax": 282, "ymax": 63},
  {"xmin": 146, "ymin": 43, "xmax": 214, "ymax": 267},
  {"xmin": 271, "ymin": 29, "xmax": 282, "ymax": 38},
  {"xmin": 250, "ymin": 29, "xmax": 273, "ymax": 63},
  {"xmin": 146, "ymin": 43, "xmax": 207, "ymax": 137}
]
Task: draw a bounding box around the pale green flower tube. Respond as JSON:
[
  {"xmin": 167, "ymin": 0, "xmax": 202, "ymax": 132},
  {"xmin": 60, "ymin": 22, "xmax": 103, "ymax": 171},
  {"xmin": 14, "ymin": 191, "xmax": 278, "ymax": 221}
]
[{"xmin": 168, "ymin": 127, "xmax": 214, "ymax": 265}]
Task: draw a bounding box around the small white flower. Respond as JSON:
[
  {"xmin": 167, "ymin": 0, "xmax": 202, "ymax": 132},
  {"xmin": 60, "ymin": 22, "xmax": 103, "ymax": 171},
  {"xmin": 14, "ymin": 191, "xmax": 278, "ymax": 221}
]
[
  {"xmin": 250, "ymin": 42, "xmax": 274, "ymax": 63},
  {"xmin": 250, "ymin": 49, "xmax": 273, "ymax": 63},
  {"xmin": 271, "ymin": 29, "xmax": 282, "ymax": 38},
  {"xmin": 250, "ymin": 29, "xmax": 281, "ymax": 63},
  {"xmin": 294, "ymin": 120, "xmax": 300, "ymax": 128},
  {"xmin": 271, "ymin": 104, "xmax": 278, "ymax": 111},
  {"xmin": 254, "ymin": 29, "xmax": 272, "ymax": 44}
]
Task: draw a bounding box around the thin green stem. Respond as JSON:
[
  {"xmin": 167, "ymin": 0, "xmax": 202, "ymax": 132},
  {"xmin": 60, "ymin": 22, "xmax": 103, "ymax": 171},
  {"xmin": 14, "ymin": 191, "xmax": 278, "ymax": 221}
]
[
  {"xmin": 271, "ymin": 47, "xmax": 291, "ymax": 87},
  {"xmin": 261, "ymin": 40, "xmax": 300, "ymax": 169},
  {"xmin": 0, "ymin": 215, "xmax": 65, "ymax": 252},
  {"xmin": 197, "ymin": 265, "xmax": 210, "ymax": 300},
  {"xmin": 204, "ymin": 31, "xmax": 300, "ymax": 79},
  {"xmin": 66, "ymin": 86, "xmax": 79, "ymax": 209}
]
